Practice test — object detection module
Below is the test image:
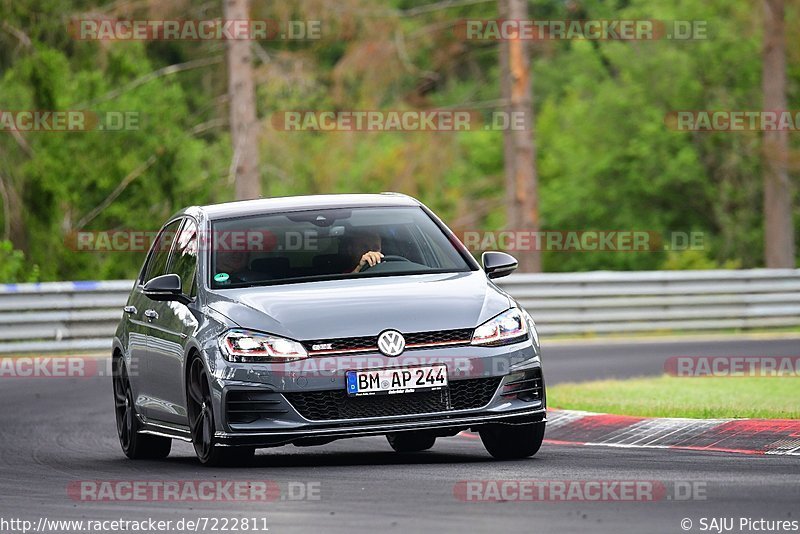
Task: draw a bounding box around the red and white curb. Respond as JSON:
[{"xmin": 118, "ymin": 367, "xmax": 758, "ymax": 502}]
[
  {"xmin": 460, "ymin": 410, "xmax": 800, "ymax": 456},
  {"xmin": 543, "ymin": 410, "xmax": 800, "ymax": 456}
]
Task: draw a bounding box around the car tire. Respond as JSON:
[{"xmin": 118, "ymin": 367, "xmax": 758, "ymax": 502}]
[
  {"xmin": 386, "ymin": 432, "xmax": 436, "ymax": 452},
  {"xmin": 187, "ymin": 356, "xmax": 256, "ymax": 467},
  {"xmin": 113, "ymin": 356, "xmax": 172, "ymax": 460},
  {"xmin": 479, "ymin": 422, "xmax": 545, "ymax": 460}
]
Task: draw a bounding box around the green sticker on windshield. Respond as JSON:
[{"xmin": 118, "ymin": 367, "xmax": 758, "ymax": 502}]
[{"xmin": 214, "ymin": 272, "xmax": 230, "ymax": 283}]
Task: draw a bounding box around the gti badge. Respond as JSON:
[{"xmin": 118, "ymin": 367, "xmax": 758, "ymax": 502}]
[{"xmin": 377, "ymin": 330, "xmax": 405, "ymax": 357}]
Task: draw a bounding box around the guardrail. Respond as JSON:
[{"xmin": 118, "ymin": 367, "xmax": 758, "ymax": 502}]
[{"xmin": 1, "ymin": 269, "xmax": 798, "ymax": 354}]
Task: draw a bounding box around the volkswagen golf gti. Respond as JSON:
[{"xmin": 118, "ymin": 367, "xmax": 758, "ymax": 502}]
[{"xmin": 112, "ymin": 193, "xmax": 546, "ymax": 465}]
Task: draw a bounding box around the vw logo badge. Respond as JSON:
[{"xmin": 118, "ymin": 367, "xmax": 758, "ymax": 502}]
[{"xmin": 377, "ymin": 330, "xmax": 405, "ymax": 357}]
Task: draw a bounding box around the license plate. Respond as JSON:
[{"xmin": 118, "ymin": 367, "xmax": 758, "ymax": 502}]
[{"xmin": 346, "ymin": 364, "xmax": 448, "ymax": 396}]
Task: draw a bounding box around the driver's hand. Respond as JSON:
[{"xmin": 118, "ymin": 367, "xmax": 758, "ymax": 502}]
[{"xmin": 356, "ymin": 251, "xmax": 384, "ymax": 272}]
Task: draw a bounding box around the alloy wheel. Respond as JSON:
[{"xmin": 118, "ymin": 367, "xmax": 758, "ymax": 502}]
[
  {"xmin": 188, "ymin": 358, "xmax": 214, "ymax": 462},
  {"xmin": 113, "ymin": 359, "xmax": 134, "ymax": 453}
]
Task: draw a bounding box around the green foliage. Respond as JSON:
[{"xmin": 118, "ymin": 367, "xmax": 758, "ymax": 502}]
[
  {"xmin": 0, "ymin": 241, "xmax": 39, "ymax": 283},
  {"xmin": 0, "ymin": 0, "xmax": 230, "ymax": 281},
  {"xmin": 531, "ymin": 0, "xmax": 782, "ymax": 271},
  {"xmin": 661, "ymin": 249, "xmax": 741, "ymax": 270},
  {"xmin": 0, "ymin": 0, "xmax": 796, "ymax": 282}
]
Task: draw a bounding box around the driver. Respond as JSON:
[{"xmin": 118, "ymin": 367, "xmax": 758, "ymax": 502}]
[
  {"xmin": 342, "ymin": 229, "xmax": 384, "ymax": 273},
  {"xmin": 215, "ymin": 249, "xmax": 254, "ymax": 283}
]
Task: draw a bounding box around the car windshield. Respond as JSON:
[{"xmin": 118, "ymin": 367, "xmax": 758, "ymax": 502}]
[{"xmin": 209, "ymin": 206, "xmax": 473, "ymax": 288}]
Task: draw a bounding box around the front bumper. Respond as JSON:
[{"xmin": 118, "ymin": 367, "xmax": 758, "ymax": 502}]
[
  {"xmin": 214, "ymin": 407, "xmax": 546, "ymax": 447},
  {"xmin": 206, "ymin": 339, "xmax": 546, "ymax": 447}
]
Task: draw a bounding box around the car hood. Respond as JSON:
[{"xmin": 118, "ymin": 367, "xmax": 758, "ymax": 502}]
[{"xmin": 206, "ymin": 271, "xmax": 511, "ymax": 340}]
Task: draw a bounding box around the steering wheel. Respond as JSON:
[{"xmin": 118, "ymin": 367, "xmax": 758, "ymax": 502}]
[{"xmin": 359, "ymin": 255, "xmax": 409, "ymax": 271}]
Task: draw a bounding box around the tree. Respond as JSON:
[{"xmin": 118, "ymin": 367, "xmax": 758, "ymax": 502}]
[
  {"xmin": 224, "ymin": 0, "xmax": 261, "ymax": 200},
  {"xmin": 762, "ymin": 0, "xmax": 795, "ymax": 267},
  {"xmin": 498, "ymin": 0, "xmax": 541, "ymax": 272}
]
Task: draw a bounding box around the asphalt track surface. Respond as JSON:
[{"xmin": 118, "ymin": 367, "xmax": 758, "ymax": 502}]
[
  {"xmin": 543, "ymin": 335, "xmax": 800, "ymax": 383},
  {"xmin": 0, "ymin": 337, "xmax": 798, "ymax": 534}
]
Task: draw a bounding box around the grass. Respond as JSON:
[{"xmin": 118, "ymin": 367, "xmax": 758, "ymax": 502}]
[{"xmin": 547, "ymin": 375, "xmax": 800, "ymax": 419}]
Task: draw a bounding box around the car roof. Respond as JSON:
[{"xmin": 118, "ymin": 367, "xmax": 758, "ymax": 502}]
[{"xmin": 180, "ymin": 193, "xmax": 421, "ymax": 221}]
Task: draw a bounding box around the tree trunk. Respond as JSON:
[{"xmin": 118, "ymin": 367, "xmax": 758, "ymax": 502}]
[
  {"xmin": 225, "ymin": 0, "xmax": 261, "ymax": 200},
  {"xmin": 499, "ymin": 0, "xmax": 541, "ymax": 272},
  {"xmin": 762, "ymin": 0, "xmax": 795, "ymax": 267},
  {"xmin": 0, "ymin": 172, "xmax": 27, "ymax": 251}
]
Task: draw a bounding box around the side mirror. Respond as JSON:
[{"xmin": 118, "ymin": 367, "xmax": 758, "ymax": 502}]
[
  {"xmin": 482, "ymin": 251, "xmax": 518, "ymax": 279},
  {"xmin": 142, "ymin": 274, "xmax": 190, "ymax": 304}
]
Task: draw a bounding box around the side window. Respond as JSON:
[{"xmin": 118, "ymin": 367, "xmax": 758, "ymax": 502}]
[
  {"xmin": 168, "ymin": 219, "xmax": 199, "ymax": 297},
  {"xmin": 141, "ymin": 219, "xmax": 182, "ymax": 283}
]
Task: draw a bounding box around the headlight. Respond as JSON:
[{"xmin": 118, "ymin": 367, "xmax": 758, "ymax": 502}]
[
  {"xmin": 520, "ymin": 307, "xmax": 540, "ymax": 348},
  {"xmin": 219, "ymin": 329, "xmax": 308, "ymax": 363},
  {"xmin": 471, "ymin": 308, "xmax": 529, "ymax": 346}
]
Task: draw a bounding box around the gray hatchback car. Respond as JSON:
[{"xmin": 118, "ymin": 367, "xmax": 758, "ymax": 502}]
[{"xmin": 112, "ymin": 193, "xmax": 546, "ymax": 465}]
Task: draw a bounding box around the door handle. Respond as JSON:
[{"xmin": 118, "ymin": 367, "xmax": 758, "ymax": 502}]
[
  {"xmin": 144, "ymin": 309, "xmax": 159, "ymax": 321},
  {"xmin": 123, "ymin": 305, "xmax": 137, "ymax": 315}
]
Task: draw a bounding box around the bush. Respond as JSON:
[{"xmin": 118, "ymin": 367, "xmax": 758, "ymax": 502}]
[{"xmin": 0, "ymin": 241, "xmax": 40, "ymax": 283}]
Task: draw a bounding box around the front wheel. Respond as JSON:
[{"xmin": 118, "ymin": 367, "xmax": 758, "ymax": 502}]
[
  {"xmin": 479, "ymin": 422, "xmax": 545, "ymax": 460},
  {"xmin": 112, "ymin": 356, "xmax": 171, "ymax": 459},
  {"xmin": 187, "ymin": 357, "xmax": 255, "ymax": 466}
]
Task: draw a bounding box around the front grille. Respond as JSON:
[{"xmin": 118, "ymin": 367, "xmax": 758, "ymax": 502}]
[
  {"xmin": 303, "ymin": 328, "xmax": 473, "ymax": 354},
  {"xmin": 500, "ymin": 368, "xmax": 543, "ymax": 402},
  {"xmin": 405, "ymin": 329, "xmax": 473, "ymax": 346},
  {"xmin": 305, "ymin": 336, "xmax": 375, "ymax": 352},
  {"xmin": 284, "ymin": 377, "xmax": 502, "ymax": 421},
  {"xmin": 225, "ymin": 390, "xmax": 289, "ymax": 424}
]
